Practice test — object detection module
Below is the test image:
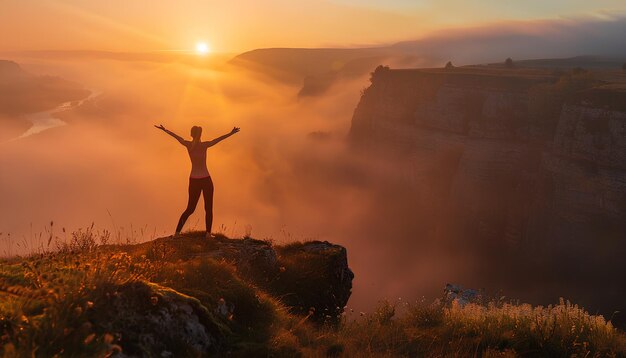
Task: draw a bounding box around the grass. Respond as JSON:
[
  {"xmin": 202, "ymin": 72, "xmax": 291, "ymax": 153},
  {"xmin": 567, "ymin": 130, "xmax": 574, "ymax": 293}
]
[
  {"xmin": 0, "ymin": 229, "xmax": 624, "ymax": 357},
  {"xmin": 322, "ymin": 299, "xmax": 625, "ymax": 357}
]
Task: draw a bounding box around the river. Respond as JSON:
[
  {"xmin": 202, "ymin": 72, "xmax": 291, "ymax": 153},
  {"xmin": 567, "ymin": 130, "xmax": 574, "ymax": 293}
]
[{"xmin": 13, "ymin": 89, "xmax": 102, "ymax": 140}]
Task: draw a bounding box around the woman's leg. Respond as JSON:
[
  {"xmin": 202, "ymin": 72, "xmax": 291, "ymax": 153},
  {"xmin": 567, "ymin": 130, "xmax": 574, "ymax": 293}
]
[
  {"xmin": 175, "ymin": 179, "xmax": 202, "ymax": 234},
  {"xmin": 202, "ymin": 177, "xmax": 214, "ymax": 236}
]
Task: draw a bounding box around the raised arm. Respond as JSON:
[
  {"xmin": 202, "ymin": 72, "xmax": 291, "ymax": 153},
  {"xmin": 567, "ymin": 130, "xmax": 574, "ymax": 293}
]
[
  {"xmin": 154, "ymin": 124, "xmax": 187, "ymax": 146},
  {"xmin": 205, "ymin": 127, "xmax": 240, "ymax": 147}
]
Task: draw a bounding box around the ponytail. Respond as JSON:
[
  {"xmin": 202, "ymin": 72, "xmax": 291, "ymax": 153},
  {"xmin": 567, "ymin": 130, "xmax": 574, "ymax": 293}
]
[
  {"xmin": 190, "ymin": 126, "xmax": 202, "ymax": 149},
  {"xmin": 191, "ymin": 136, "xmax": 200, "ymax": 149}
]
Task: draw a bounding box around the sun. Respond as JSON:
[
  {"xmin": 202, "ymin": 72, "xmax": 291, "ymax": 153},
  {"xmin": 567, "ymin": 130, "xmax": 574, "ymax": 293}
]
[{"xmin": 195, "ymin": 42, "xmax": 210, "ymax": 55}]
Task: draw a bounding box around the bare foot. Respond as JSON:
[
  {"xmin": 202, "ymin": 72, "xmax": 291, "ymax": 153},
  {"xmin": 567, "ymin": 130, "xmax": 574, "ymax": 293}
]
[
  {"xmin": 205, "ymin": 232, "xmax": 215, "ymax": 239},
  {"xmin": 173, "ymin": 232, "xmax": 181, "ymax": 238}
]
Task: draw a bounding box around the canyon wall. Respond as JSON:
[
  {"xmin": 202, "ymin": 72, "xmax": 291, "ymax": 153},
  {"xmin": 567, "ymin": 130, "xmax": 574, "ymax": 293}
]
[{"xmin": 350, "ymin": 65, "xmax": 626, "ymax": 255}]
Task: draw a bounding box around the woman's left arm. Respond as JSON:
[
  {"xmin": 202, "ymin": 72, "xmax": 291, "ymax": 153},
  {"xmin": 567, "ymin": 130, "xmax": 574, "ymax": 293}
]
[{"xmin": 206, "ymin": 127, "xmax": 240, "ymax": 147}]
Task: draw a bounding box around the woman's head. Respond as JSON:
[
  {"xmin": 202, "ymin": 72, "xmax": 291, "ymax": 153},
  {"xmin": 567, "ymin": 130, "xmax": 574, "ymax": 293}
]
[{"xmin": 190, "ymin": 126, "xmax": 202, "ymax": 140}]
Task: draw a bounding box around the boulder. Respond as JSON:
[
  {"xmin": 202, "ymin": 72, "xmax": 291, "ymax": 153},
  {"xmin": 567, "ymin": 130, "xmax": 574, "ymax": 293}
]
[{"xmin": 90, "ymin": 281, "xmax": 226, "ymax": 357}]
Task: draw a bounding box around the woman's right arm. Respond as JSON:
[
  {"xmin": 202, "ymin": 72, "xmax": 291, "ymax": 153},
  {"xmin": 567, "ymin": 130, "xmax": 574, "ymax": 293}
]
[{"xmin": 155, "ymin": 124, "xmax": 187, "ymax": 146}]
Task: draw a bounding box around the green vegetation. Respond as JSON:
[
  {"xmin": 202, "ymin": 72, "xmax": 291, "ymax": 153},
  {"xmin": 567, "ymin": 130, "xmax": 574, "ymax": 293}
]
[{"xmin": 1, "ymin": 230, "xmax": 624, "ymax": 357}]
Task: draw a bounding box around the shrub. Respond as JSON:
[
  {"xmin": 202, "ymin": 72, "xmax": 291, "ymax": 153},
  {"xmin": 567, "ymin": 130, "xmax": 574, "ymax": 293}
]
[
  {"xmin": 321, "ymin": 298, "xmax": 624, "ymax": 357},
  {"xmin": 443, "ymin": 298, "xmax": 619, "ymax": 356}
]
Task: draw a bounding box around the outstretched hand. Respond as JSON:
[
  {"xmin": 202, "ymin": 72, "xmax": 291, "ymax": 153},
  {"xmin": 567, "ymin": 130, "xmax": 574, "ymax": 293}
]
[
  {"xmin": 154, "ymin": 124, "xmax": 166, "ymax": 131},
  {"xmin": 230, "ymin": 127, "xmax": 240, "ymax": 134}
]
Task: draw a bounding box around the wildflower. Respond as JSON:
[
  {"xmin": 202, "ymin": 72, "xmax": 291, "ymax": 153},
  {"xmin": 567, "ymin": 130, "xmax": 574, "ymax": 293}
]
[
  {"xmin": 104, "ymin": 333, "xmax": 114, "ymax": 344},
  {"xmin": 84, "ymin": 333, "xmax": 96, "ymax": 344}
]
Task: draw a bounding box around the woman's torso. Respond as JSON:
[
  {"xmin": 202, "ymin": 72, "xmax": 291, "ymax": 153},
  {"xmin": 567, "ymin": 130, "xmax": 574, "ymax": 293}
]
[{"xmin": 187, "ymin": 142, "xmax": 210, "ymax": 178}]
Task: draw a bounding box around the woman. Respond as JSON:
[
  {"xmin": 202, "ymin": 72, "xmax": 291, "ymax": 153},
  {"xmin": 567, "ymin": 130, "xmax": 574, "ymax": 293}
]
[{"xmin": 155, "ymin": 124, "xmax": 240, "ymax": 238}]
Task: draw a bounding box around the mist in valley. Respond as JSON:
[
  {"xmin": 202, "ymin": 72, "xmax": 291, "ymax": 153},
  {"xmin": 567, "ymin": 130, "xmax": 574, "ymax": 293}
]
[
  {"xmin": 1, "ymin": 15, "xmax": 626, "ymax": 318},
  {"xmin": 0, "ymin": 53, "xmax": 450, "ymax": 313}
]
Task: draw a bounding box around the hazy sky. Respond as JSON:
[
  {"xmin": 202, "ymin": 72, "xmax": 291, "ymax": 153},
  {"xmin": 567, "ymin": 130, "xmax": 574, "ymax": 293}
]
[{"xmin": 1, "ymin": 0, "xmax": 625, "ymax": 53}]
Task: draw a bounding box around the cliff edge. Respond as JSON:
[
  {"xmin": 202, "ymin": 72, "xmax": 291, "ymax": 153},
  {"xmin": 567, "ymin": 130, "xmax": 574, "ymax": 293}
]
[
  {"xmin": 350, "ymin": 65, "xmax": 626, "ymax": 248},
  {"xmin": 0, "ymin": 233, "xmax": 353, "ymax": 356},
  {"xmin": 349, "ymin": 64, "xmax": 626, "ymax": 324}
]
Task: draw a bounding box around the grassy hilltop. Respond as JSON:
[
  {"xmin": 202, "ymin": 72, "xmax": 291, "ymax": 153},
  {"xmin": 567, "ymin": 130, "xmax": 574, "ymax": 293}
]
[{"xmin": 0, "ymin": 229, "xmax": 624, "ymax": 357}]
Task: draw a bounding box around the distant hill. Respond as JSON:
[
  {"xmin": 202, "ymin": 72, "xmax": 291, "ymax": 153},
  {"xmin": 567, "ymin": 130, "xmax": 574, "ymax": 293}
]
[
  {"xmin": 392, "ymin": 17, "xmax": 626, "ymax": 65},
  {"xmin": 230, "ymin": 17, "xmax": 626, "ymax": 94},
  {"xmin": 229, "ymin": 47, "xmax": 399, "ymax": 84},
  {"xmin": 0, "ymin": 60, "xmax": 24, "ymax": 77},
  {"xmin": 0, "ymin": 50, "xmax": 234, "ymax": 67},
  {"xmin": 505, "ymin": 56, "xmax": 626, "ymax": 70},
  {"xmin": 0, "ymin": 59, "xmax": 89, "ymax": 116}
]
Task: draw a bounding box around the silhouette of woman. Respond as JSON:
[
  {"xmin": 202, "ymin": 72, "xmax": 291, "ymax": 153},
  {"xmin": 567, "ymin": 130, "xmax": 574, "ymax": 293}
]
[{"xmin": 155, "ymin": 124, "xmax": 240, "ymax": 238}]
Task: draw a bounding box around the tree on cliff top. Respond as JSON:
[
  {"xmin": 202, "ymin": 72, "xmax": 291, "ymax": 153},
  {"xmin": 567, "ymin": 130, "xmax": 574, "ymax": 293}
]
[
  {"xmin": 368, "ymin": 65, "xmax": 390, "ymax": 84},
  {"xmin": 505, "ymin": 58, "xmax": 514, "ymax": 68},
  {"xmin": 445, "ymin": 61, "xmax": 454, "ymax": 69}
]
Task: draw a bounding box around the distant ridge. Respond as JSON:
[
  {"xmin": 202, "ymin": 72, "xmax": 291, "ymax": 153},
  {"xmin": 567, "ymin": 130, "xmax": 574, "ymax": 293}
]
[
  {"xmin": 0, "ymin": 58, "xmax": 90, "ymax": 116},
  {"xmin": 230, "ymin": 17, "xmax": 626, "ymax": 84}
]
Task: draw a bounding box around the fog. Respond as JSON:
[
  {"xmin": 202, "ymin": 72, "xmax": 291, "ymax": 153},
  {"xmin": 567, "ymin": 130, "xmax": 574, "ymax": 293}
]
[
  {"xmin": 394, "ymin": 16, "xmax": 626, "ymax": 65},
  {"xmin": 1, "ymin": 14, "xmax": 624, "ymax": 314},
  {"xmin": 0, "ymin": 54, "xmax": 460, "ymax": 312}
]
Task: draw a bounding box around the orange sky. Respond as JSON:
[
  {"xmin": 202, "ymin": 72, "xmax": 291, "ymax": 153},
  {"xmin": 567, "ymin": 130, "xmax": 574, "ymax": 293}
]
[{"xmin": 1, "ymin": 0, "xmax": 625, "ymax": 53}]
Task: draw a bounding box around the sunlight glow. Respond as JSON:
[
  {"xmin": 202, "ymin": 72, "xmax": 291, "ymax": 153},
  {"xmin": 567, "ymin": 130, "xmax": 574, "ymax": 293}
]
[{"xmin": 195, "ymin": 42, "xmax": 210, "ymax": 55}]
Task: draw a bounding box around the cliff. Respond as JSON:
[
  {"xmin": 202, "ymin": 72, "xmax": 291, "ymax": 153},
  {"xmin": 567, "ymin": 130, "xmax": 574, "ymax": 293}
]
[
  {"xmin": 351, "ymin": 65, "xmax": 626, "ymax": 246},
  {"xmin": 349, "ymin": 66, "xmax": 626, "ymax": 317},
  {"xmin": 0, "ymin": 233, "xmax": 353, "ymax": 356},
  {"xmin": 127, "ymin": 233, "xmax": 354, "ymax": 324}
]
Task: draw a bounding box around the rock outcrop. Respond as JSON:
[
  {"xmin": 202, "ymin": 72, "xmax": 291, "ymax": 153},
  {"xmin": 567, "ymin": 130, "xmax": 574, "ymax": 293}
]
[
  {"xmin": 90, "ymin": 281, "xmax": 226, "ymax": 357},
  {"xmin": 131, "ymin": 234, "xmax": 354, "ymax": 323},
  {"xmin": 273, "ymin": 241, "xmax": 354, "ymax": 321}
]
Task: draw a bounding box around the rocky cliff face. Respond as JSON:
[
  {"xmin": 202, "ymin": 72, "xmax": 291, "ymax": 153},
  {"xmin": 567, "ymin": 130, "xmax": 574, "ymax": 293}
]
[
  {"xmin": 131, "ymin": 234, "xmax": 354, "ymax": 324},
  {"xmin": 350, "ymin": 65, "xmax": 626, "ymax": 252}
]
